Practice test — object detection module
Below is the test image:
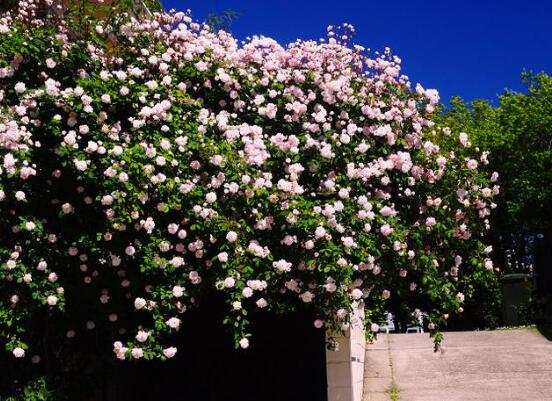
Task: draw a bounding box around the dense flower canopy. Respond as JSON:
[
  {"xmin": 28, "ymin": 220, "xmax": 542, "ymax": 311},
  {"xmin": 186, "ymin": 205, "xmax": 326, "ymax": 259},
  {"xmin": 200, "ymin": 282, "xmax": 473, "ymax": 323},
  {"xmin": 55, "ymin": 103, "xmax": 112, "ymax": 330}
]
[{"xmin": 0, "ymin": 0, "xmax": 498, "ymax": 361}]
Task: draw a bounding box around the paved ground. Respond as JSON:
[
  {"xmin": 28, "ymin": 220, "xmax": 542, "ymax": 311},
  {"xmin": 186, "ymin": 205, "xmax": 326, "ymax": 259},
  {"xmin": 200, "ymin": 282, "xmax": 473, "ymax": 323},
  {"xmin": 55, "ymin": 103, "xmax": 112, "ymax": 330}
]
[{"xmin": 363, "ymin": 329, "xmax": 552, "ymax": 401}]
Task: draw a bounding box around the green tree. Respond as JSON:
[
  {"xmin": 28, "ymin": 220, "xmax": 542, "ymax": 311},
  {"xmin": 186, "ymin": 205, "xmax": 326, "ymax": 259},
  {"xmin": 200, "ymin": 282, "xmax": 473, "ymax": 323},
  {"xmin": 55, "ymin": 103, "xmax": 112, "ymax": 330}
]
[
  {"xmin": 440, "ymin": 72, "xmax": 552, "ymax": 273},
  {"xmin": 205, "ymin": 9, "xmax": 241, "ymax": 32}
]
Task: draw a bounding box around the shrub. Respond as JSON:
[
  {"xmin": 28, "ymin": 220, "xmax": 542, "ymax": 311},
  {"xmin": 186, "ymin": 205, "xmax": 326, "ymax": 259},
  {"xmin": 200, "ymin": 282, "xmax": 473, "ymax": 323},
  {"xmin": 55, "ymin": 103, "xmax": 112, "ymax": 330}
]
[{"xmin": 0, "ymin": 0, "xmax": 498, "ymax": 364}]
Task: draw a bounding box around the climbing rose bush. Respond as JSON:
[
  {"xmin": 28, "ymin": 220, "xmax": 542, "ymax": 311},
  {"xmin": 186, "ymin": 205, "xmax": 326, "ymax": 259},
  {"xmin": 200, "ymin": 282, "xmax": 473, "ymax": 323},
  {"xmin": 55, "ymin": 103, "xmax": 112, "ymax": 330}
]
[{"xmin": 0, "ymin": 0, "xmax": 498, "ymax": 361}]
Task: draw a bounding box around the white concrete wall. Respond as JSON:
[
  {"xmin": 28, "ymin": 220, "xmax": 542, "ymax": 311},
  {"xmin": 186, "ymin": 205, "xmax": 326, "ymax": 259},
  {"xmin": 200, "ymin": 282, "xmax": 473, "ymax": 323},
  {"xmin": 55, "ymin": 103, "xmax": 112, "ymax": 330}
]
[{"xmin": 326, "ymin": 302, "xmax": 366, "ymax": 401}]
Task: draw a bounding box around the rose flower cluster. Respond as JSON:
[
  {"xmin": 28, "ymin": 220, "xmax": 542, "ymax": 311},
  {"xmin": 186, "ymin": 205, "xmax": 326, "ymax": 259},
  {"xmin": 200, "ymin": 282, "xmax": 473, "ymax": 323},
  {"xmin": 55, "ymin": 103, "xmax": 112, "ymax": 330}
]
[{"xmin": 0, "ymin": 0, "xmax": 498, "ymax": 361}]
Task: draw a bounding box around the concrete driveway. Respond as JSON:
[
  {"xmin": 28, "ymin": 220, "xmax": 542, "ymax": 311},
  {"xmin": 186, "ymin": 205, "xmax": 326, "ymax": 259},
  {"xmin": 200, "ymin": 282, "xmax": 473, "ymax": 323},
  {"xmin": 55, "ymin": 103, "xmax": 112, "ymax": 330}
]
[{"xmin": 363, "ymin": 329, "xmax": 552, "ymax": 401}]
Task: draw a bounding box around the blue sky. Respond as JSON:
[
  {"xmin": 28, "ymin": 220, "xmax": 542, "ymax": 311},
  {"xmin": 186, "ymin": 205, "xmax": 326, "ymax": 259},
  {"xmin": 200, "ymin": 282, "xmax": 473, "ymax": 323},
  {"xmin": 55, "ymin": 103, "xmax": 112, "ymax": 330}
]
[{"xmin": 160, "ymin": 0, "xmax": 552, "ymax": 105}]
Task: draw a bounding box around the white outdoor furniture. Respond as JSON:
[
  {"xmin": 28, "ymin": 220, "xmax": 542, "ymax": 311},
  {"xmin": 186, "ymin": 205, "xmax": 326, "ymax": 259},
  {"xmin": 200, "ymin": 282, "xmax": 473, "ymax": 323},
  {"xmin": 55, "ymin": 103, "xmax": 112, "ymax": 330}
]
[
  {"xmin": 406, "ymin": 326, "xmax": 424, "ymax": 334},
  {"xmin": 379, "ymin": 312, "xmax": 396, "ymax": 333}
]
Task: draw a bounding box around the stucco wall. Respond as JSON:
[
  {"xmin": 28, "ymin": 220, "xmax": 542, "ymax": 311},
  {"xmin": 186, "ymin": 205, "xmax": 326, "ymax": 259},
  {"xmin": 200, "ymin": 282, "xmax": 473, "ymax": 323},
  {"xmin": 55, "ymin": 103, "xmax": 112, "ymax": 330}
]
[{"xmin": 326, "ymin": 302, "xmax": 366, "ymax": 401}]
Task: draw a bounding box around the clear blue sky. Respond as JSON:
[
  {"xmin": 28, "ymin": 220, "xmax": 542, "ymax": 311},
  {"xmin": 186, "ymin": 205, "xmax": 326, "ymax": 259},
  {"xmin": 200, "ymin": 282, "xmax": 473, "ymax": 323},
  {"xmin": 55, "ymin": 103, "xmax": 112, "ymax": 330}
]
[{"xmin": 160, "ymin": 0, "xmax": 552, "ymax": 105}]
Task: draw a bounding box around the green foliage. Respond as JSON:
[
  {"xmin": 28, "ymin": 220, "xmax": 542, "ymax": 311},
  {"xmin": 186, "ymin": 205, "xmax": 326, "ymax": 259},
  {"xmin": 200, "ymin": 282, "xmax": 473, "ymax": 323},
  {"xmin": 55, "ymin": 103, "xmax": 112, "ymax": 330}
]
[
  {"xmin": 205, "ymin": 9, "xmax": 241, "ymax": 32},
  {"xmin": 514, "ymin": 298, "xmax": 537, "ymax": 326},
  {"xmin": 64, "ymin": 0, "xmax": 163, "ymax": 43},
  {"xmin": 0, "ymin": 378, "xmax": 55, "ymax": 401},
  {"xmin": 497, "ymin": 73, "xmax": 552, "ymax": 231},
  {"xmin": 430, "ymin": 330, "xmax": 444, "ymax": 352},
  {"xmin": 389, "ymin": 383, "xmax": 400, "ymax": 401},
  {"xmin": 440, "ymin": 72, "xmax": 552, "ymax": 273}
]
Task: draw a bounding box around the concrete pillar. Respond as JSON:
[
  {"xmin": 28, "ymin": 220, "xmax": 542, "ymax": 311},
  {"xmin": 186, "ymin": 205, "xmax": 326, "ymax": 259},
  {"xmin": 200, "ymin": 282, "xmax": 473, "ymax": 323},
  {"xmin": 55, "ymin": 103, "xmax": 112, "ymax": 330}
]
[{"xmin": 326, "ymin": 302, "xmax": 366, "ymax": 401}]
